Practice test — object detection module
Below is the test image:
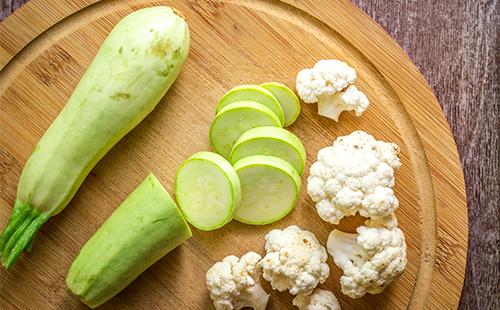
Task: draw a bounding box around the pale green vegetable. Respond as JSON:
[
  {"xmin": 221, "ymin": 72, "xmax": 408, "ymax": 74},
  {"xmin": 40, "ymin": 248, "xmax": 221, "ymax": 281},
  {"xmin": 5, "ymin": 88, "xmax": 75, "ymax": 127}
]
[
  {"xmin": 175, "ymin": 152, "xmax": 241, "ymax": 231},
  {"xmin": 233, "ymin": 155, "xmax": 301, "ymax": 225},
  {"xmin": 66, "ymin": 173, "xmax": 191, "ymax": 308},
  {"xmin": 0, "ymin": 6, "xmax": 190, "ymax": 268},
  {"xmin": 260, "ymin": 82, "xmax": 300, "ymax": 126},
  {"xmin": 216, "ymin": 85, "xmax": 285, "ymax": 126},
  {"xmin": 229, "ymin": 126, "xmax": 307, "ymax": 175},
  {"xmin": 210, "ymin": 101, "xmax": 282, "ymax": 158}
]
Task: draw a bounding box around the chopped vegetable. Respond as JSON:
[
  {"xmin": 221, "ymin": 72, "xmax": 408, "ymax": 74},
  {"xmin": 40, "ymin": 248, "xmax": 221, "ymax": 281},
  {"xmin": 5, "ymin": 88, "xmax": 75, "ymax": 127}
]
[
  {"xmin": 260, "ymin": 82, "xmax": 301, "ymax": 127},
  {"xmin": 327, "ymin": 216, "xmax": 407, "ymax": 298},
  {"xmin": 260, "ymin": 225, "xmax": 330, "ymax": 295},
  {"xmin": 216, "ymin": 85, "xmax": 285, "ymax": 125},
  {"xmin": 175, "ymin": 151, "xmax": 241, "ymax": 231},
  {"xmin": 229, "ymin": 126, "xmax": 306, "ymax": 175},
  {"xmin": 296, "ymin": 60, "xmax": 369, "ymax": 121},
  {"xmin": 206, "ymin": 252, "xmax": 269, "ymax": 310},
  {"xmin": 307, "ymin": 130, "xmax": 401, "ymax": 224},
  {"xmin": 210, "ymin": 101, "xmax": 282, "ymax": 158},
  {"xmin": 293, "ymin": 288, "xmax": 341, "ymax": 310},
  {"xmin": 233, "ymin": 155, "xmax": 301, "ymax": 225},
  {"xmin": 66, "ymin": 173, "xmax": 192, "ymax": 308},
  {"xmin": 0, "ymin": 6, "xmax": 190, "ymax": 268}
]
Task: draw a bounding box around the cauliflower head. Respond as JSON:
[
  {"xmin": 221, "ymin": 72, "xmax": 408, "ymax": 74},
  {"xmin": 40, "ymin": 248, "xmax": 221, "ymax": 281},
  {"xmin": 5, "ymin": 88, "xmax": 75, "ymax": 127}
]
[
  {"xmin": 260, "ymin": 225, "xmax": 330, "ymax": 295},
  {"xmin": 327, "ymin": 220, "xmax": 407, "ymax": 298},
  {"xmin": 206, "ymin": 252, "xmax": 269, "ymax": 310},
  {"xmin": 307, "ymin": 130, "xmax": 401, "ymax": 224},
  {"xmin": 296, "ymin": 60, "xmax": 368, "ymax": 121},
  {"xmin": 293, "ymin": 288, "xmax": 341, "ymax": 310}
]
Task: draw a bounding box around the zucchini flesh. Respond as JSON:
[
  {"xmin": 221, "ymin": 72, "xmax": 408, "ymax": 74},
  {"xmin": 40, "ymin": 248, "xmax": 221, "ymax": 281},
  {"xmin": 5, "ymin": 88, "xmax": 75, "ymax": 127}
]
[
  {"xmin": 260, "ymin": 82, "xmax": 300, "ymax": 127},
  {"xmin": 228, "ymin": 126, "xmax": 306, "ymax": 175},
  {"xmin": 0, "ymin": 6, "xmax": 190, "ymax": 268},
  {"xmin": 210, "ymin": 101, "xmax": 282, "ymax": 158},
  {"xmin": 216, "ymin": 84, "xmax": 285, "ymax": 126},
  {"xmin": 66, "ymin": 173, "xmax": 192, "ymax": 308},
  {"xmin": 233, "ymin": 155, "xmax": 301, "ymax": 225},
  {"xmin": 175, "ymin": 152, "xmax": 241, "ymax": 231}
]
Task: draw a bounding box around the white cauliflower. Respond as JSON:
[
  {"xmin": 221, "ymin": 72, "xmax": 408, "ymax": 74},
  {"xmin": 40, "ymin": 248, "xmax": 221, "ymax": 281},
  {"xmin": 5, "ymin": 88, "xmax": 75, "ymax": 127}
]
[
  {"xmin": 260, "ymin": 225, "xmax": 330, "ymax": 295},
  {"xmin": 206, "ymin": 252, "xmax": 269, "ymax": 310},
  {"xmin": 327, "ymin": 218, "xmax": 407, "ymax": 298},
  {"xmin": 307, "ymin": 131, "xmax": 401, "ymax": 224},
  {"xmin": 296, "ymin": 60, "xmax": 369, "ymax": 121},
  {"xmin": 293, "ymin": 288, "xmax": 341, "ymax": 310}
]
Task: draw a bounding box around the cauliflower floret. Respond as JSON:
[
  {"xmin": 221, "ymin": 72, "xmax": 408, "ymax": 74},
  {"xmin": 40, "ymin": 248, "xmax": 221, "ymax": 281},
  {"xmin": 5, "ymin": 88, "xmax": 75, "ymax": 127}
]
[
  {"xmin": 326, "ymin": 219, "xmax": 407, "ymax": 298},
  {"xmin": 365, "ymin": 212, "xmax": 399, "ymax": 229},
  {"xmin": 260, "ymin": 225, "xmax": 330, "ymax": 295},
  {"xmin": 206, "ymin": 252, "xmax": 269, "ymax": 310},
  {"xmin": 296, "ymin": 60, "xmax": 368, "ymax": 121},
  {"xmin": 307, "ymin": 131, "xmax": 401, "ymax": 224},
  {"xmin": 293, "ymin": 288, "xmax": 341, "ymax": 310}
]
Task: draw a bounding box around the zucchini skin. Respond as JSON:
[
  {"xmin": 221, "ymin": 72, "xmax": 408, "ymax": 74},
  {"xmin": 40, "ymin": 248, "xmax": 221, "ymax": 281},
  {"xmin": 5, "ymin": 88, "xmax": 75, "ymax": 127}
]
[
  {"xmin": 66, "ymin": 173, "xmax": 192, "ymax": 308},
  {"xmin": 0, "ymin": 6, "xmax": 190, "ymax": 268}
]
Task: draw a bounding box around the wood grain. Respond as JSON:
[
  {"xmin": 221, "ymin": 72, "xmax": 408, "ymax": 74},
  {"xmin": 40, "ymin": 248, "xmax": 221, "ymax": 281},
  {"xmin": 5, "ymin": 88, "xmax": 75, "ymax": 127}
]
[
  {"xmin": 0, "ymin": 0, "xmax": 482, "ymax": 309},
  {"xmin": 351, "ymin": 2, "xmax": 499, "ymax": 309}
]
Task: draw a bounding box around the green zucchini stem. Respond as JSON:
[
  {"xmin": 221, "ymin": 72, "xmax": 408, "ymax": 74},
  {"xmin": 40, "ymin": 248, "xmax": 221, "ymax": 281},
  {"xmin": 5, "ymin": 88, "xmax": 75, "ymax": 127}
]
[{"xmin": 0, "ymin": 200, "xmax": 49, "ymax": 268}]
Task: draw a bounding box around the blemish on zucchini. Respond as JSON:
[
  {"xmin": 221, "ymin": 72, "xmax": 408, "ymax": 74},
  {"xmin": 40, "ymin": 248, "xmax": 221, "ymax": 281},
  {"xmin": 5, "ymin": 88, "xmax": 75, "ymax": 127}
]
[
  {"xmin": 158, "ymin": 69, "xmax": 170, "ymax": 77},
  {"xmin": 110, "ymin": 92, "xmax": 131, "ymax": 100},
  {"xmin": 150, "ymin": 37, "xmax": 171, "ymax": 58},
  {"xmin": 173, "ymin": 48, "xmax": 181, "ymax": 59},
  {"xmin": 152, "ymin": 218, "xmax": 168, "ymax": 223}
]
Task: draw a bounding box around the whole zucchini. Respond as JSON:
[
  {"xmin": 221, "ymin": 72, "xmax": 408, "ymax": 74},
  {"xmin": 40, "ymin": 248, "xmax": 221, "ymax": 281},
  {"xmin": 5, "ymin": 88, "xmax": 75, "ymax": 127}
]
[
  {"xmin": 0, "ymin": 6, "xmax": 190, "ymax": 268},
  {"xmin": 66, "ymin": 173, "xmax": 192, "ymax": 308}
]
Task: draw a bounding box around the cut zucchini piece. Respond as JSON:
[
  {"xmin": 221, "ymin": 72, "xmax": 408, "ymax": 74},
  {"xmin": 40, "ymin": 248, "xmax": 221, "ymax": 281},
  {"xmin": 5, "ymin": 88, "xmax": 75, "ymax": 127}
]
[
  {"xmin": 229, "ymin": 126, "xmax": 306, "ymax": 175},
  {"xmin": 233, "ymin": 155, "xmax": 301, "ymax": 225},
  {"xmin": 66, "ymin": 173, "xmax": 191, "ymax": 308},
  {"xmin": 210, "ymin": 101, "xmax": 282, "ymax": 158},
  {"xmin": 261, "ymin": 82, "xmax": 300, "ymax": 127},
  {"xmin": 216, "ymin": 85, "xmax": 285, "ymax": 126},
  {"xmin": 175, "ymin": 152, "xmax": 241, "ymax": 231}
]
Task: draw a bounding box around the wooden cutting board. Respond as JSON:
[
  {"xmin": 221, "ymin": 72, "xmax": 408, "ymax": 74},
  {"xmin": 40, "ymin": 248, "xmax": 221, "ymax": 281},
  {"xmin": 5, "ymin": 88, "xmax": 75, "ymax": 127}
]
[{"xmin": 0, "ymin": 0, "xmax": 468, "ymax": 309}]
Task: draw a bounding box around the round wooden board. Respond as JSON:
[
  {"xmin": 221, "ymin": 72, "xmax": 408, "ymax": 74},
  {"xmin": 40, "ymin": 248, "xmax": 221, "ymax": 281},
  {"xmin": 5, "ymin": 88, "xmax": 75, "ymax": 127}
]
[{"xmin": 0, "ymin": 0, "xmax": 467, "ymax": 309}]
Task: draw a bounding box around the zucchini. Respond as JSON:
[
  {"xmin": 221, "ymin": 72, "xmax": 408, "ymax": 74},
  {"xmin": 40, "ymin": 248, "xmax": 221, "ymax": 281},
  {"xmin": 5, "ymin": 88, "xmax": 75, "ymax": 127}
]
[
  {"xmin": 260, "ymin": 82, "xmax": 300, "ymax": 127},
  {"xmin": 175, "ymin": 152, "xmax": 241, "ymax": 231},
  {"xmin": 228, "ymin": 126, "xmax": 306, "ymax": 175},
  {"xmin": 233, "ymin": 155, "xmax": 301, "ymax": 225},
  {"xmin": 0, "ymin": 6, "xmax": 190, "ymax": 268},
  {"xmin": 66, "ymin": 173, "xmax": 192, "ymax": 308},
  {"xmin": 216, "ymin": 85, "xmax": 285, "ymax": 126},
  {"xmin": 210, "ymin": 101, "xmax": 282, "ymax": 158}
]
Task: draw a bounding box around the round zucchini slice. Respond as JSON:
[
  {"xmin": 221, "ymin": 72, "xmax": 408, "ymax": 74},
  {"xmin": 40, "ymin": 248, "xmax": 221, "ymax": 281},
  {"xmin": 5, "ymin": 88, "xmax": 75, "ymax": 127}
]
[
  {"xmin": 175, "ymin": 152, "xmax": 241, "ymax": 230},
  {"xmin": 261, "ymin": 82, "xmax": 300, "ymax": 126},
  {"xmin": 216, "ymin": 84, "xmax": 285, "ymax": 126},
  {"xmin": 233, "ymin": 155, "xmax": 301, "ymax": 225},
  {"xmin": 229, "ymin": 126, "xmax": 306, "ymax": 175},
  {"xmin": 210, "ymin": 101, "xmax": 282, "ymax": 158}
]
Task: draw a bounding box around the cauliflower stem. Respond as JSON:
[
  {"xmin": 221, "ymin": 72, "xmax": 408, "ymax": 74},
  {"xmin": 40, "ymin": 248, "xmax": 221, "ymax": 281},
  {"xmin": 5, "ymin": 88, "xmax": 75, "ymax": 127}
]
[
  {"xmin": 317, "ymin": 95, "xmax": 346, "ymax": 122},
  {"xmin": 327, "ymin": 230, "xmax": 362, "ymax": 268},
  {"xmin": 234, "ymin": 283, "xmax": 269, "ymax": 310}
]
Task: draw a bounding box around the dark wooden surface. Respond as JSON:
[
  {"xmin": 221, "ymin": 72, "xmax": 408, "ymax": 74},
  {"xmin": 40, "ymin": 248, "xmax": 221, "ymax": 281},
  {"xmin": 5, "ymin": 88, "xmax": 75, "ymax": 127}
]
[
  {"xmin": 0, "ymin": 0, "xmax": 498, "ymax": 309},
  {"xmin": 348, "ymin": 1, "xmax": 499, "ymax": 309}
]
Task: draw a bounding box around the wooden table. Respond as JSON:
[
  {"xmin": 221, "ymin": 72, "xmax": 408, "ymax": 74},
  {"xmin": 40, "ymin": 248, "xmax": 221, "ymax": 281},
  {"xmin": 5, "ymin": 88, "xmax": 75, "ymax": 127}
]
[{"xmin": 1, "ymin": 0, "xmax": 498, "ymax": 309}]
